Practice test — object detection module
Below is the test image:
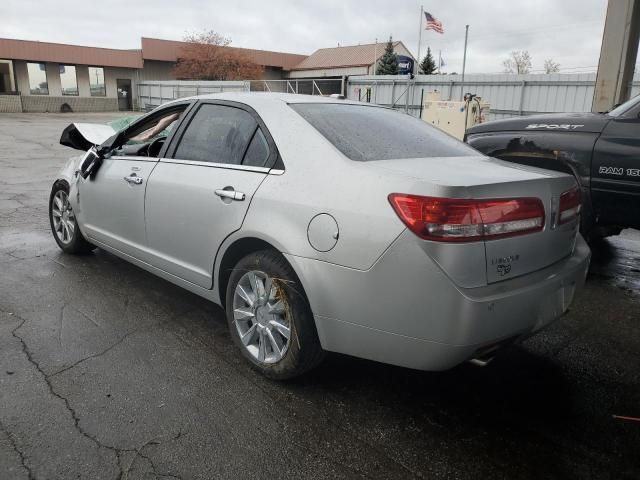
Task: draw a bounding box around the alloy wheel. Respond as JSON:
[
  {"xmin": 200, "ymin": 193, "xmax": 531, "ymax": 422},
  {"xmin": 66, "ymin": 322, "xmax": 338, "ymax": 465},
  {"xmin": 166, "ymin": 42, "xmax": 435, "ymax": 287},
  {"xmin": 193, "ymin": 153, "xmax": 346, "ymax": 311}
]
[
  {"xmin": 233, "ymin": 270, "xmax": 292, "ymax": 364},
  {"xmin": 51, "ymin": 190, "xmax": 76, "ymax": 245}
]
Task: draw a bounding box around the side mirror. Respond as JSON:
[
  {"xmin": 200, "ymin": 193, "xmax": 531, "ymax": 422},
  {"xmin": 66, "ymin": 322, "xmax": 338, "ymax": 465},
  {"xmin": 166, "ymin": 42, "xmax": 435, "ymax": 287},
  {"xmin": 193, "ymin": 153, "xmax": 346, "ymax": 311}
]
[{"xmin": 78, "ymin": 147, "xmax": 103, "ymax": 179}]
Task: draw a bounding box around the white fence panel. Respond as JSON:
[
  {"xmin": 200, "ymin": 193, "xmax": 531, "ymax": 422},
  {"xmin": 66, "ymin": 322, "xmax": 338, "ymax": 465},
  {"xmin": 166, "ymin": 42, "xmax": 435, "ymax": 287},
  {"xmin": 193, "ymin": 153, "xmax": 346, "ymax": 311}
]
[
  {"xmin": 137, "ymin": 80, "xmax": 250, "ymax": 111},
  {"xmin": 346, "ymin": 73, "xmax": 640, "ymax": 121}
]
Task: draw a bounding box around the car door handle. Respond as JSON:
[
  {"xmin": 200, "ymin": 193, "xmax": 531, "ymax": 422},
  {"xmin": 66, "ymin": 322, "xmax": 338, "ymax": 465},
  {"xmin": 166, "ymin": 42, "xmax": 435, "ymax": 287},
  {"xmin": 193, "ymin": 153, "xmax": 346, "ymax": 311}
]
[
  {"xmin": 123, "ymin": 175, "xmax": 143, "ymax": 185},
  {"xmin": 215, "ymin": 189, "xmax": 246, "ymax": 201}
]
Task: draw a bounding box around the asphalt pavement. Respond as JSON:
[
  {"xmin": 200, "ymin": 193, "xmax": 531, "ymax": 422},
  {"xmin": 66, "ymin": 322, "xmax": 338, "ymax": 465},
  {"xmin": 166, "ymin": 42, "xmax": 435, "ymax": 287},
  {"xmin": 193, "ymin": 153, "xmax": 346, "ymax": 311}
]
[{"xmin": 0, "ymin": 112, "xmax": 639, "ymax": 480}]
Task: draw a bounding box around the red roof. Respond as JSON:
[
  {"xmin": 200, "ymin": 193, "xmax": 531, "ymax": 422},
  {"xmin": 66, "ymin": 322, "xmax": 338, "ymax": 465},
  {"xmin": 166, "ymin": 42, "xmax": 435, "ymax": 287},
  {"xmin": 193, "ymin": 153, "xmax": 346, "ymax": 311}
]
[
  {"xmin": 0, "ymin": 37, "xmax": 308, "ymax": 71},
  {"xmin": 0, "ymin": 38, "xmax": 143, "ymax": 68}
]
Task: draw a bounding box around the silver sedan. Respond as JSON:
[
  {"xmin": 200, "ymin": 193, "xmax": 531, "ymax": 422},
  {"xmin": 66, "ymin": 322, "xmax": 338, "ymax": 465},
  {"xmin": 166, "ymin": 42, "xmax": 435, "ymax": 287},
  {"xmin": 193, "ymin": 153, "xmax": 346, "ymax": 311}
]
[{"xmin": 50, "ymin": 93, "xmax": 591, "ymax": 379}]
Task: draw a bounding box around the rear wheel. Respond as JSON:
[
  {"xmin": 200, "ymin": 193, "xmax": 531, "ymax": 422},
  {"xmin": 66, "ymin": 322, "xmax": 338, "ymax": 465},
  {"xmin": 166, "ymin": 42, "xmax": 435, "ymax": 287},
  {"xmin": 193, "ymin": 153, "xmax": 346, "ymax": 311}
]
[
  {"xmin": 49, "ymin": 182, "xmax": 95, "ymax": 254},
  {"xmin": 225, "ymin": 250, "xmax": 324, "ymax": 380}
]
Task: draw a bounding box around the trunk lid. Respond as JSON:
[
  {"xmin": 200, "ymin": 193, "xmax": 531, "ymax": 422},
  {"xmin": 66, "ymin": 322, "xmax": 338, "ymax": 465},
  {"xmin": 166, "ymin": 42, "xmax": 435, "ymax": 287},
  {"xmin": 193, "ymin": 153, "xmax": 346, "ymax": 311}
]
[
  {"xmin": 476, "ymin": 173, "xmax": 579, "ymax": 284},
  {"xmin": 370, "ymin": 155, "xmax": 580, "ymax": 285}
]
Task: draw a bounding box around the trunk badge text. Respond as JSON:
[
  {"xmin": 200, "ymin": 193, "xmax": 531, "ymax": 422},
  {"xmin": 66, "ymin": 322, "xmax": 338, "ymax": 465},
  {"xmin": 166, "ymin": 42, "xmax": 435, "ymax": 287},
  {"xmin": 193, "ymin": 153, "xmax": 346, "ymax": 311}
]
[{"xmin": 492, "ymin": 254, "xmax": 520, "ymax": 277}]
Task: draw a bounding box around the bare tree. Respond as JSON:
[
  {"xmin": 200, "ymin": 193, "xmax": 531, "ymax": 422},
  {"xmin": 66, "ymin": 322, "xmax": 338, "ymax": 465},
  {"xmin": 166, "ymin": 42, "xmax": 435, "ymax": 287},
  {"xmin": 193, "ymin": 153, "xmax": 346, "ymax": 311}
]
[
  {"xmin": 174, "ymin": 30, "xmax": 263, "ymax": 81},
  {"xmin": 502, "ymin": 50, "xmax": 532, "ymax": 74},
  {"xmin": 544, "ymin": 58, "xmax": 561, "ymax": 74}
]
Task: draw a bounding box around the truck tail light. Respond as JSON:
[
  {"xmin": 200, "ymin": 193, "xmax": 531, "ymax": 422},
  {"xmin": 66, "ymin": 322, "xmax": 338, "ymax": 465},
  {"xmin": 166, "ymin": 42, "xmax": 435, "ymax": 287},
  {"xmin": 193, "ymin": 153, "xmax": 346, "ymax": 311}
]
[
  {"xmin": 558, "ymin": 187, "xmax": 581, "ymax": 225},
  {"xmin": 388, "ymin": 194, "xmax": 545, "ymax": 242}
]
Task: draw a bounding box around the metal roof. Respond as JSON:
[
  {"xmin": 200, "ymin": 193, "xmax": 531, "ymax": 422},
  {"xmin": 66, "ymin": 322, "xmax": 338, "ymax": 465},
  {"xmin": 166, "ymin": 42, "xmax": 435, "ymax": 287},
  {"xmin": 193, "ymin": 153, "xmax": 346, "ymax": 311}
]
[
  {"xmin": 0, "ymin": 37, "xmax": 414, "ymax": 73},
  {"xmin": 0, "ymin": 37, "xmax": 308, "ymax": 71},
  {"xmin": 291, "ymin": 42, "xmax": 406, "ymax": 70},
  {"xmin": 141, "ymin": 38, "xmax": 308, "ymax": 70},
  {"xmin": 0, "ymin": 38, "xmax": 143, "ymax": 68}
]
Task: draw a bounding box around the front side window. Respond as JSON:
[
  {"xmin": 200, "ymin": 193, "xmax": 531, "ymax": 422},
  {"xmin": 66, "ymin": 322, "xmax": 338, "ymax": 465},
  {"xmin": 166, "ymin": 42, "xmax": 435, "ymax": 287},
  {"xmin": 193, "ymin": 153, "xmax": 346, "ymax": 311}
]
[
  {"xmin": 174, "ymin": 104, "xmax": 257, "ymax": 165},
  {"xmin": 112, "ymin": 107, "xmax": 187, "ymax": 157},
  {"xmin": 27, "ymin": 62, "xmax": 48, "ymax": 95},
  {"xmin": 290, "ymin": 103, "xmax": 477, "ymax": 162},
  {"xmin": 88, "ymin": 67, "xmax": 105, "ymax": 96},
  {"xmin": 59, "ymin": 65, "xmax": 78, "ymax": 96}
]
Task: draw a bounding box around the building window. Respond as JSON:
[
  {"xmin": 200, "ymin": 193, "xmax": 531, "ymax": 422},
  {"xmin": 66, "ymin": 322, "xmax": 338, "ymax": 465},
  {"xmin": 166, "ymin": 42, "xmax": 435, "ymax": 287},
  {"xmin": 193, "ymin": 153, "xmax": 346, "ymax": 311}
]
[
  {"xmin": 88, "ymin": 67, "xmax": 105, "ymax": 96},
  {"xmin": 27, "ymin": 62, "xmax": 49, "ymax": 95},
  {"xmin": 59, "ymin": 65, "xmax": 78, "ymax": 96}
]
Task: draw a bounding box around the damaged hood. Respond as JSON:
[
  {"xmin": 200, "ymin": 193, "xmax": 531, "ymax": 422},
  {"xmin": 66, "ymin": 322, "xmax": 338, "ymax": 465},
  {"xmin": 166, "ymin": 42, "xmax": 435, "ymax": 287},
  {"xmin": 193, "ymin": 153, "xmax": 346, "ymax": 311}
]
[
  {"xmin": 60, "ymin": 123, "xmax": 117, "ymax": 151},
  {"xmin": 59, "ymin": 116, "xmax": 140, "ymax": 151}
]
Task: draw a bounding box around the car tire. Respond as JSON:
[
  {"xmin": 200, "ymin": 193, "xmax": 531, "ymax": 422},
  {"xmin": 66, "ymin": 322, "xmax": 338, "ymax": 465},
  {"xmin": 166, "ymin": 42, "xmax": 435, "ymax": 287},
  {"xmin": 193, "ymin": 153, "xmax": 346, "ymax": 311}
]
[
  {"xmin": 225, "ymin": 249, "xmax": 324, "ymax": 380},
  {"xmin": 49, "ymin": 181, "xmax": 95, "ymax": 254}
]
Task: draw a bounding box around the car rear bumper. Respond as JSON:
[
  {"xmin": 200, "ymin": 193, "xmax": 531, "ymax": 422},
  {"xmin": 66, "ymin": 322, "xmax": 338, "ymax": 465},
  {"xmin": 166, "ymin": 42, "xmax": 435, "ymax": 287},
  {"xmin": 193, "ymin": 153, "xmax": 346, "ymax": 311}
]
[{"xmin": 285, "ymin": 231, "xmax": 591, "ymax": 371}]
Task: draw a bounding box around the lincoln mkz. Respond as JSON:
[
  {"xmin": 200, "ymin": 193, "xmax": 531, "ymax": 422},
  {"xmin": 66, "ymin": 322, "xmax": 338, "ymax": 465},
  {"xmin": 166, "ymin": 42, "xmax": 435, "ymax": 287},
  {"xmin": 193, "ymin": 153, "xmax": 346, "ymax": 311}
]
[{"xmin": 50, "ymin": 93, "xmax": 591, "ymax": 379}]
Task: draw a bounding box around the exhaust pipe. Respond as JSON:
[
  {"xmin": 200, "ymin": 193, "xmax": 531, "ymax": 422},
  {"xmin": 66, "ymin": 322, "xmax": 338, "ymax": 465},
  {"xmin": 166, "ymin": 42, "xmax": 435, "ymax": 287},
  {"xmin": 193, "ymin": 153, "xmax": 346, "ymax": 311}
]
[{"xmin": 468, "ymin": 335, "xmax": 518, "ymax": 367}]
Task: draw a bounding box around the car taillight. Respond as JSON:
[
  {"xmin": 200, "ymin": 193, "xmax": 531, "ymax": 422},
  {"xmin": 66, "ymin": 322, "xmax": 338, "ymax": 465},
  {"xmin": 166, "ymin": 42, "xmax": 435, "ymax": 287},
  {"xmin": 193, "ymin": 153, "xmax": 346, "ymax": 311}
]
[
  {"xmin": 558, "ymin": 187, "xmax": 581, "ymax": 225},
  {"xmin": 388, "ymin": 194, "xmax": 545, "ymax": 242}
]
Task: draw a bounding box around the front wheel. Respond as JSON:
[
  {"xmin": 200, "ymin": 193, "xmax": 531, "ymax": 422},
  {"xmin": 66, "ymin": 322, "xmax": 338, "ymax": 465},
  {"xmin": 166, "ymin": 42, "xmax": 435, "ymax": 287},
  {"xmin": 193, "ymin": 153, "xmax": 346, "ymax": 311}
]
[
  {"xmin": 49, "ymin": 182, "xmax": 95, "ymax": 254},
  {"xmin": 225, "ymin": 250, "xmax": 324, "ymax": 380}
]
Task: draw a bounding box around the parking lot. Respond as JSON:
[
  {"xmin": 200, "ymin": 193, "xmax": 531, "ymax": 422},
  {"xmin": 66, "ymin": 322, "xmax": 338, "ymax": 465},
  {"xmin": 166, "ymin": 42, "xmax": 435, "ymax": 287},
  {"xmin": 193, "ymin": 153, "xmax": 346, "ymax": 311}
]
[{"xmin": 0, "ymin": 112, "xmax": 639, "ymax": 479}]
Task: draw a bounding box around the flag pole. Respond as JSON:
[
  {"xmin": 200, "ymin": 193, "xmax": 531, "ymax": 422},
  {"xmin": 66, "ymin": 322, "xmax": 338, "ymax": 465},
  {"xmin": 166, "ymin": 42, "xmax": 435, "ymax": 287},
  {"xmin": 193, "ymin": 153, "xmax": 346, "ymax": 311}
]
[
  {"xmin": 373, "ymin": 38, "xmax": 377, "ymax": 76},
  {"xmin": 460, "ymin": 24, "xmax": 469, "ymax": 99},
  {"xmin": 415, "ymin": 5, "xmax": 423, "ymax": 75},
  {"xmin": 438, "ymin": 50, "xmax": 442, "ymax": 74}
]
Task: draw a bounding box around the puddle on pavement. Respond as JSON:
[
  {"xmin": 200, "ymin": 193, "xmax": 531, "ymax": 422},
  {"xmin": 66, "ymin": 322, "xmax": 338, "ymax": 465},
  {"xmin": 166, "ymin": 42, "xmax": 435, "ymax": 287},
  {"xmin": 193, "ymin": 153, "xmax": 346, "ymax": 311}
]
[{"xmin": 588, "ymin": 229, "xmax": 640, "ymax": 297}]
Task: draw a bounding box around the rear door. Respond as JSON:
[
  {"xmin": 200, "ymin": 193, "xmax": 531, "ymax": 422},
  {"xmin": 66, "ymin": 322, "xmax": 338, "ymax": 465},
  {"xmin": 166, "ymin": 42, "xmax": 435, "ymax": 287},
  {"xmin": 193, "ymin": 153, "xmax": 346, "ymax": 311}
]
[
  {"xmin": 144, "ymin": 100, "xmax": 278, "ymax": 288},
  {"xmin": 591, "ymin": 112, "xmax": 640, "ymax": 229}
]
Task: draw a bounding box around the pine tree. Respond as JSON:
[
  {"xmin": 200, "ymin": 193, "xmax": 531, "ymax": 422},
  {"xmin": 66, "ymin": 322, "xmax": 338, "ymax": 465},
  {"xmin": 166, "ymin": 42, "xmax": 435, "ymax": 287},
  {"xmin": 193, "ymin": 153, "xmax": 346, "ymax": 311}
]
[
  {"xmin": 419, "ymin": 47, "xmax": 437, "ymax": 75},
  {"xmin": 376, "ymin": 37, "xmax": 399, "ymax": 75}
]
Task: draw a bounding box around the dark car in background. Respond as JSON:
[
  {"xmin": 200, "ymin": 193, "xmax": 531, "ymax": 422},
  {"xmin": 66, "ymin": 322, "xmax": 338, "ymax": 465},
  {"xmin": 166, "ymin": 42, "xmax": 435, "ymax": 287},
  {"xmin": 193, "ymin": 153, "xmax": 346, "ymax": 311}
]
[{"xmin": 465, "ymin": 94, "xmax": 640, "ymax": 239}]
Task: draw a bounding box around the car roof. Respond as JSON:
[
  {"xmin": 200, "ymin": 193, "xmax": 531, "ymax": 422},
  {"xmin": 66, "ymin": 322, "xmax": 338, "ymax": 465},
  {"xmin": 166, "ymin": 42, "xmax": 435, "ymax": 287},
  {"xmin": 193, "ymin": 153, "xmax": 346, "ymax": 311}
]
[{"xmin": 166, "ymin": 91, "xmax": 373, "ymax": 107}]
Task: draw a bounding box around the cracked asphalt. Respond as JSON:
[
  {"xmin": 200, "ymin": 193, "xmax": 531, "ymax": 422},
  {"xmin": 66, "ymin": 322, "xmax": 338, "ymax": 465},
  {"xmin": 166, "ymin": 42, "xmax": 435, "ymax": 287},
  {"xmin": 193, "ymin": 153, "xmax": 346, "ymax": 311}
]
[{"xmin": 1, "ymin": 112, "xmax": 639, "ymax": 480}]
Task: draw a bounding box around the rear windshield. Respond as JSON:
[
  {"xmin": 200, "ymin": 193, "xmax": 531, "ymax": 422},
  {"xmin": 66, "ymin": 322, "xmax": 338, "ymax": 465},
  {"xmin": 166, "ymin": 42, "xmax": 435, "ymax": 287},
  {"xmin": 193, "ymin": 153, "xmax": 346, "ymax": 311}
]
[{"xmin": 290, "ymin": 103, "xmax": 477, "ymax": 162}]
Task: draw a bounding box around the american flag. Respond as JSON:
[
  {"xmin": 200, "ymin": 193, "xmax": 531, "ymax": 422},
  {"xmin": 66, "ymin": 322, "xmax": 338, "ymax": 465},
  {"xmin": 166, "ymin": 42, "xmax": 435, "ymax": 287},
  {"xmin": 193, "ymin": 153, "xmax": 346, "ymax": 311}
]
[{"xmin": 425, "ymin": 12, "xmax": 444, "ymax": 34}]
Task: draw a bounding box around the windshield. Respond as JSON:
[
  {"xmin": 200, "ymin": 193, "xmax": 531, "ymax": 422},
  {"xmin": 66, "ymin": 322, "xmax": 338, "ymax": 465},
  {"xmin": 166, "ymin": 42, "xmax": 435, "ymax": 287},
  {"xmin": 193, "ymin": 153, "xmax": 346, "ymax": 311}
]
[
  {"xmin": 108, "ymin": 115, "xmax": 139, "ymax": 132},
  {"xmin": 290, "ymin": 103, "xmax": 477, "ymax": 162},
  {"xmin": 607, "ymin": 94, "xmax": 640, "ymax": 117}
]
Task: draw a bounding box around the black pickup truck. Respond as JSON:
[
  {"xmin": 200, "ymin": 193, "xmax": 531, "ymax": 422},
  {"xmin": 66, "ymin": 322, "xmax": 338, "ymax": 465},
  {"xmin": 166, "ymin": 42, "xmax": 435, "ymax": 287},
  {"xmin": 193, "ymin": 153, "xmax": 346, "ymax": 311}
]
[{"xmin": 465, "ymin": 94, "xmax": 640, "ymax": 239}]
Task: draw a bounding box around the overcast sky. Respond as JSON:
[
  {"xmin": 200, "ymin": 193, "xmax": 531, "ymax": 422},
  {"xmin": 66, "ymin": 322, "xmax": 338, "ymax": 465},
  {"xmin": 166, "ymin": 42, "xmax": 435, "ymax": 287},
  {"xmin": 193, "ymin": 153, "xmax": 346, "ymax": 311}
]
[{"xmin": 3, "ymin": 0, "xmax": 613, "ymax": 74}]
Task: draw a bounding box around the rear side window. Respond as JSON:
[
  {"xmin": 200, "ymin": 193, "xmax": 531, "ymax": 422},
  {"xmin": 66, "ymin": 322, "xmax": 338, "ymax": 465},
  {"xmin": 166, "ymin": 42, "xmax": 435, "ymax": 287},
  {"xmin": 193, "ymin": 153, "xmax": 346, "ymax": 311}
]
[
  {"xmin": 290, "ymin": 103, "xmax": 477, "ymax": 161},
  {"xmin": 243, "ymin": 129, "xmax": 270, "ymax": 167},
  {"xmin": 174, "ymin": 104, "xmax": 257, "ymax": 164}
]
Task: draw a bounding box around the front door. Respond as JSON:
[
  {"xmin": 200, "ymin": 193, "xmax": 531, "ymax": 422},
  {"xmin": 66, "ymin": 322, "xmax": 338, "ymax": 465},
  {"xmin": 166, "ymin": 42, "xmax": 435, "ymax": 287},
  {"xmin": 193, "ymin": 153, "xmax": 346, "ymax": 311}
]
[
  {"xmin": 78, "ymin": 156, "xmax": 156, "ymax": 260},
  {"xmin": 77, "ymin": 103, "xmax": 190, "ymax": 260},
  {"xmin": 144, "ymin": 102, "xmax": 276, "ymax": 288},
  {"xmin": 116, "ymin": 79, "xmax": 132, "ymax": 111}
]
